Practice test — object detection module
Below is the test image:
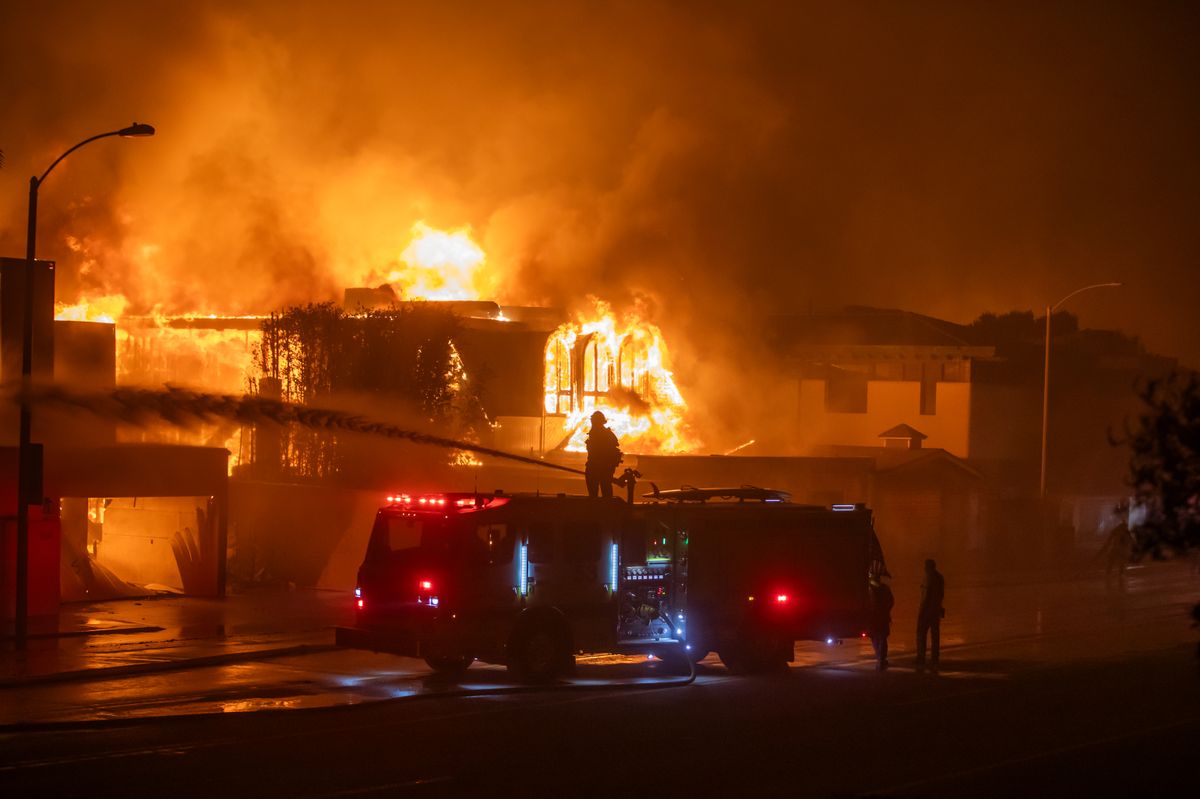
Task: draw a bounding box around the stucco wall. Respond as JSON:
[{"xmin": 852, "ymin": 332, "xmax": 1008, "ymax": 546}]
[{"xmin": 796, "ymin": 379, "xmax": 971, "ymax": 457}]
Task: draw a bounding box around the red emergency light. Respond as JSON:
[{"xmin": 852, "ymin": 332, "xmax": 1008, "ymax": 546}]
[
  {"xmin": 385, "ymin": 493, "xmax": 501, "ymax": 511},
  {"xmin": 417, "ymin": 578, "xmax": 440, "ymax": 608},
  {"xmin": 775, "ymin": 593, "xmax": 789, "ymax": 604},
  {"xmin": 385, "ymin": 494, "xmax": 450, "ymax": 507}
]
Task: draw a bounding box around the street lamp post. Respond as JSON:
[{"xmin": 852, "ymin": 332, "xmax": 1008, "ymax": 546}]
[
  {"xmin": 1039, "ymin": 282, "xmax": 1122, "ymax": 500},
  {"xmin": 14, "ymin": 123, "xmax": 154, "ymax": 647}
]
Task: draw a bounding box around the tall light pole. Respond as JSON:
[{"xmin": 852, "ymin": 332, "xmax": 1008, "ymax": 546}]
[
  {"xmin": 1039, "ymin": 281, "xmax": 1122, "ymax": 499},
  {"xmin": 14, "ymin": 123, "xmax": 154, "ymax": 647}
]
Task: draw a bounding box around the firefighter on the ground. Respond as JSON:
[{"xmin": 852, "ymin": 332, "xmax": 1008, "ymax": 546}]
[
  {"xmin": 868, "ymin": 570, "xmax": 894, "ymax": 671},
  {"xmin": 916, "ymin": 558, "xmax": 945, "ymax": 672},
  {"xmin": 584, "ymin": 410, "xmax": 622, "ymax": 498},
  {"xmin": 1097, "ymin": 504, "xmax": 1135, "ymax": 590}
]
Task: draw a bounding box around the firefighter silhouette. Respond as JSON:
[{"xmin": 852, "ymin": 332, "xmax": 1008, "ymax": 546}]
[
  {"xmin": 584, "ymin": 410, "xmax": 622, "ymax": 498},
  {"xmin": 1098, "ymin": 514, "xmax": 1135, "ymax": 591},
  {"xmin": 868, "ymin": 571, "xmax": 894, "ymax": 670},
  {"xmin": 916, "ymin": 558, "xmax": 945, "ymax": 672}
]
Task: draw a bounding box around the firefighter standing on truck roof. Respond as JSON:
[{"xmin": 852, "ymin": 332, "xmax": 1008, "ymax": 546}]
[{"xmin": 585, "ymin": 410, "xmax": 622, "ymax": 498}]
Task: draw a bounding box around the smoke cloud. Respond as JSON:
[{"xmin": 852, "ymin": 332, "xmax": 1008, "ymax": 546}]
[{"xmin": 2, "ymin": 1, "xmax": 1198, "ymax": 447}]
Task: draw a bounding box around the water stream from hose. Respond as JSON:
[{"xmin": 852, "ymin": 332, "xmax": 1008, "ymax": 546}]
[{"xmin": 13, "ymin": 383, "xmax": 587, "ymax": 477}]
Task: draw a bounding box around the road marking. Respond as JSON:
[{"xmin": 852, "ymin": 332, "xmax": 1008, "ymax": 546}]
[
  {"xmin": 302, "ymin": 776, "xmax": 454, "ymax": 797},
  {"xmin": 0, "ymin": 743, "xmax": 210, "ymax": 772}
]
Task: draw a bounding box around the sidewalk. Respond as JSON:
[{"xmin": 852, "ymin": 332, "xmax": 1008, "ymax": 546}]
[{"xmin": 0, "ymin": 588, "xmax": 354, "ymax": 688}]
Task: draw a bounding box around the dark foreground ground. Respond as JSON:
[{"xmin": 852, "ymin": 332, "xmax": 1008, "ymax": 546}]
[{"xmin": 2, "ymin": 564, "xmax": 1198, "ymax": 797}]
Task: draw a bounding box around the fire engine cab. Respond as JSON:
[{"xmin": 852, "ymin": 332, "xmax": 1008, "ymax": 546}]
[{"xmin": 335, "ymin": 488, "xmax": 885, "ymax": 681}]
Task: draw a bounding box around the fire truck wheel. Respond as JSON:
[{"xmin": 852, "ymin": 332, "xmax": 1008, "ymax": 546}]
[
  {"xmin": 424, "ymin": 655, "xmax": 474, "ymax": 676},
  {"xmin": 717, "ymin": 648, "xmax": 745, "ymax": 673},
  {"xmin": 683, "ymin": 619, "xmax": 712, "ymax": 664},
  {"xmin": 509, "ymin": 624, "xmax": 570, "ymax": 683},
  {"xmin": 719, "ymin": 636, "xmax": 789, "ymax": 675}
]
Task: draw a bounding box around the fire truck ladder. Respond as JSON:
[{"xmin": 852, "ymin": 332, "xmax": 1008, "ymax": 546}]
[{"xmin": 643, "ymin": 484, "xmax": 793, "ymax": 503}]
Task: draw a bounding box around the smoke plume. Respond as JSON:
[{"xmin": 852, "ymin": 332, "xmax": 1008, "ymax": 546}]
[{"xmin": 2, "ymin": 1, "xmax": 1198, "ymax": 448}]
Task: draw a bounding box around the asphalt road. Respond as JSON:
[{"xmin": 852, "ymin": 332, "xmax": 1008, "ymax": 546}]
[{"xmin": 2, "ymin": 564, "xmax": 1198, "ymax": 798}]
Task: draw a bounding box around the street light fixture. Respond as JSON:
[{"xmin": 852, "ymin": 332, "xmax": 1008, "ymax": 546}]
[
  {"xmin": 14, "ymin": 123, "xmax": 155, "ymax": 647},
  {"xmin": 1039, "ymin": 281, "xmax": 1122, "ymax": 499}
]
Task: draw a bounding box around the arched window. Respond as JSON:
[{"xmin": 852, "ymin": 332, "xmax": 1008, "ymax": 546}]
[
  {"xmin": 580, "ymin": 334, "xmax": 614, "ymax": 411},
  {"xmin": 544, "ymin": 336, "xmax": 572, "ymax": 414},
  {"xmin": 617, "ymin": 335, "xmax": 639, "ymax": 391},
  {"xmin": 617, "ymin": 332, "xmax": 654, "ymax": 396}
]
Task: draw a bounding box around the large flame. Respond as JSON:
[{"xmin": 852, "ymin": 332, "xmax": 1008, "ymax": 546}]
[
  {"xmin": 55, "ymin": 295, "xmax": 259, "ymax": 475},
  {"xmin": 52, "ymin": 224, "xmax": 699, "ymax": 461},
  {"xmin": 54, "ymin": 294, "xmax": 129, "ymax": 324},
  {"xmin": 544, "ymin": 299, "xmax": 699, "ymax": 454},
  {"xmin": 117, "ymin": 321, "xmax": 261, "ymax": 475},
  {"xmin": 385, "ymin": 221, "xmax": 491, "ymax": 301}
]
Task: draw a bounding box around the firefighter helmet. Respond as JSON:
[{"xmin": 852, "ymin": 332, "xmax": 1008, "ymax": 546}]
[{"xmin": 591, "ymin": 410, "xmax": 606, "ymax": 424}]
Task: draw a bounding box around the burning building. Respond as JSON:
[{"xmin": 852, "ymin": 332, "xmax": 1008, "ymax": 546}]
[
  {"xmin": 0, "ymin": 258, "xmax": 231, "ymax": 622},
  {"xmin": 541, "ymin": 299, "xmax": 698, "ymax": 455},
  {"xmin": 54, "ymin": 224, "xmax": 703, "ymax": 475},
  {"xmin": 20, "ymin": 224, "xmax": 703, "ymax": 596}
]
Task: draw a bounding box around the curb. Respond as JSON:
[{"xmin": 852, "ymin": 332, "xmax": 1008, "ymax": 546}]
[
  {"xmin": 0, "ymin": 625, "xmax": 167, "ymax": 642},
  {"xmin": 0, "ymin": 642, "xmax": 340, "ymax": 690}
]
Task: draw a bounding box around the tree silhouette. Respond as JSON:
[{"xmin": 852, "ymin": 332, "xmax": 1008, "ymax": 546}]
[
  {"xmin": 1122, "ymin": 369, "xmax": 1200, "ymax": 560},
  {"xmin": 1120, "ymin": 368, "xmax": 1200, "ymax": 662},
  {"xmin": 252, "ymin": 302, "xmax": 486, "ymax": 479}
]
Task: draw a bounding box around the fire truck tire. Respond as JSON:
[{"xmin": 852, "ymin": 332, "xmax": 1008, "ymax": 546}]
[
  {"xmin": 424, "ymin": 655, "xmax": 474, "ymax": 676},
  {"xmin": 683, "ymin": 616, "xmax": 712, "ymax": 663},
  {"xmin": 717, "ymin": 648, "xmax": 745, "ymax": 673},
  {"xmin": 509, "ymin": 623, "xmax": 571, "ymax": 683},
  {"xmin": 718, "ymin": 636, "xmax": 789, "ymax": 675}
]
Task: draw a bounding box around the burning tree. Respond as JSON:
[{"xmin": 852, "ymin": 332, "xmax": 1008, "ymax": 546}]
[{"xmin": 252, "ymin": 302, "xmax": 486, "ymax": 479}]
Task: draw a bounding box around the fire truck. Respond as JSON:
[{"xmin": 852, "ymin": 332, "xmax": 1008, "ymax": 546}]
[{"xmin": 335, "ymin": 488, "xmax": 885, "ymax": 681}]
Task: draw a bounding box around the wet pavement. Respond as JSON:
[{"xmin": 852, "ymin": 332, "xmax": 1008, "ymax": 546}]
[
  {"xmin": 0, "ymin": 588, "xmax": 353, "ymax": 687},
  {"xmin": 1, "ymin": 561, "xmax": 1196, "ymax": 727},
  {"xmin": 0, "ymin": 650, "xmax": 698, "ymax": 725}
]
